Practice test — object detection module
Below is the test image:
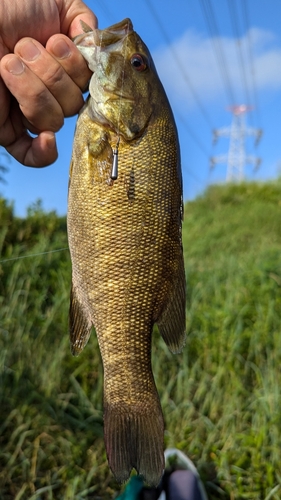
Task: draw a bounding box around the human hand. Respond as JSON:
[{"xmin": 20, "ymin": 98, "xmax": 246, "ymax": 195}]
[{"xmin": 0, "ymin": 0, "xmax": 97, "ymax": 167}]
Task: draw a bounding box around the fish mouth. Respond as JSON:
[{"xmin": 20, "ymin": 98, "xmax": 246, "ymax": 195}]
[
  {"xmin": 75, "ymin": 18, "xmax": 133, "ymax": 48},
  {"xmin": 74, "ymin": 18, "xmax": 134, "ymax": 75},
  {"xmin": 93, "ymin": 18, "xmax": 133, "ymax": 47}
]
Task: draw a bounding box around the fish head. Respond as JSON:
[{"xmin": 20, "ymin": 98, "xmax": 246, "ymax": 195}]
[{"xmin": 75, "ymin": 18, "xmax": 162, "ymax": 141}]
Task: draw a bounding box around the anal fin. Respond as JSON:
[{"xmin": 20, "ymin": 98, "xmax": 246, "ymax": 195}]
[{"xmin": 69, "ymin": 283, "xmax": 92, "ymax": 356}]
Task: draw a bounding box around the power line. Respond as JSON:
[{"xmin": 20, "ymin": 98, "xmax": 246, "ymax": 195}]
[
  {"xmin": 143, "ymin": 0, "xmax": 214, "ymax": 176},
  {"xmin": 227, "ymin": 0, "xmax": 253, "ymax": 122},
  {"xmin": 199, "ymin": 0, "xmax": 236, "ymax": 105},
  {"xmin": 92, "ymin": 0, "xmax": 115, "ymax": 24},
  {"xmin": 183, "ymin": 165, "xmax": 207, "ymax": 187},
  {"xmin": 240, "ymin": 0, "xmax": 261, "ymax": 126},
  {"xmin": 144, "ymin": 0, "xmax": 214, "ymax": 130},
  {"xmin": 176, "ymin": 112, "xmax": 210, "ymax": 159}
]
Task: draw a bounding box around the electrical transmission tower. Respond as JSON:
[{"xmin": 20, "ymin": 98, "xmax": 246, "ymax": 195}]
[{"xmin": 211, "ymin": 105, "xmax": 262, "ymax": 182}]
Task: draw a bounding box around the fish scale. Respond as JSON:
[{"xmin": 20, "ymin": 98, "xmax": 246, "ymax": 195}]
[{"xmin": 67, "ymin": 18, "xmax": 186, "ymax": 486}]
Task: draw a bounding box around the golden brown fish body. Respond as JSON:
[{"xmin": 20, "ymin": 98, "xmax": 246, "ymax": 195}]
[{"xmin": 67, "ymin": 19, "xmax": 186, "ymax": 486}]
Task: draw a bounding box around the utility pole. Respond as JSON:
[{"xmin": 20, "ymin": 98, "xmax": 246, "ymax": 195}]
[{"xmin": 211, "ymin": 105, "xmax": 262, "ymax": 182}]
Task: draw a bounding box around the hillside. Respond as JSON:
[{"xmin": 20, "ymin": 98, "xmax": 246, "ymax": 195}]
[{"xmin": 1, "ymin": 181, "xmax": 281, "ymax": 499}]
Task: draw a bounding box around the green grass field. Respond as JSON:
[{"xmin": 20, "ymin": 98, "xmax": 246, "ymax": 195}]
[{"xmin": 1, "ymin": 181, "xmax": 281, "ymax": 499}]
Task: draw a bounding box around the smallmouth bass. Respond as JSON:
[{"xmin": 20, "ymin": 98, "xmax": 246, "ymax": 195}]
[{"xmin": 67, "ymin": 18, "xmax": 186, "ymax": 486}]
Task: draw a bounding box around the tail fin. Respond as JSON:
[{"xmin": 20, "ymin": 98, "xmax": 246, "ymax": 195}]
[{"xmin": 104, "ymin": 404, "xmax": 165, "ymax": 487}]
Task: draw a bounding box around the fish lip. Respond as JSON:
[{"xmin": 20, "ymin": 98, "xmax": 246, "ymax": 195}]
[
  {"xmin": 74, "ymin": 18, "xmax": 133, "ymax": 48},
  {"xmin": 95, "ymin": 18, "xmax": 133, "ymax": 47}
]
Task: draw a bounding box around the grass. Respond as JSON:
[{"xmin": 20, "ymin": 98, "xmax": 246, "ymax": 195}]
[{"xmin": 1, "ymin": 181, "xmax": 281, "ymax": 498}]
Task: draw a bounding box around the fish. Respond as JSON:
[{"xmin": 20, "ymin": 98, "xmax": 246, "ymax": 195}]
[{"xmin": 67, "ymin": 18, "xmax": 186, "ymax": 487}]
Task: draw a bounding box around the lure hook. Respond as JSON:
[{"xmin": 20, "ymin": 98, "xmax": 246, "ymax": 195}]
[{"xmin": 111, "ymin": 137, "xmax": 120, "ymax": 180}]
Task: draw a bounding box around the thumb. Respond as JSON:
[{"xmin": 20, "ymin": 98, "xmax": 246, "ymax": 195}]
[{"xmin": 59, "ymin": 0, "xmax": 98, "ymax": 38}]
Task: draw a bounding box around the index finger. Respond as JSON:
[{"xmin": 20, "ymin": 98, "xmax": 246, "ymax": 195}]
[{"xmin": 58, "ymin": 0, "xmax": 98, "ymax": 38}]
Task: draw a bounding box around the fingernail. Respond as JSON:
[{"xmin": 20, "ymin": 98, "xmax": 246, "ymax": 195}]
[
  {"xmin": 52, "ymin": 39, "xmax": 71, "ymax": 59},
  {"xmin": 20, "ymin": 40, "xmax": 40, "ymax": 61},
  {"xmin": 6, "ymin": 57, "xmax": 25, "ymax": 75}
]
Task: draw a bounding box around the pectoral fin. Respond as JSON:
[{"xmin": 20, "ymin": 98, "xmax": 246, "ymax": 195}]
[{"xmin": 69, "ymin": 283, "xmax": 92, "ymax": 356}]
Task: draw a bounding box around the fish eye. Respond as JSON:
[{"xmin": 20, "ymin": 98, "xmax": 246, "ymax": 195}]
[{"xmin": 130, "ymin": 54, "xmax": 147, "ymax": 72}]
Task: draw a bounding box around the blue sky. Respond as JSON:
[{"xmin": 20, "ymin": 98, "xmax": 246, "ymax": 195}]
[{"xmin": 1, "ymin": 0, "xmax": 281, "ymax": 216}]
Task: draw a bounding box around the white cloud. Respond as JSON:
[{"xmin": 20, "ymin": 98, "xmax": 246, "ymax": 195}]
[{"xmin": 152, "ymin": 27, "xmax": 281, "ymax": 108}]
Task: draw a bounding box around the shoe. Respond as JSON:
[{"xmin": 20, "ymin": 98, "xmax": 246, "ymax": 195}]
[
  {"xmin": 161, "ymin": 448, "xmax": 209, "ymax": 500},
  {"xmin": 116, "ymin": 449, "xmax": 209, "ymax": 500}
]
